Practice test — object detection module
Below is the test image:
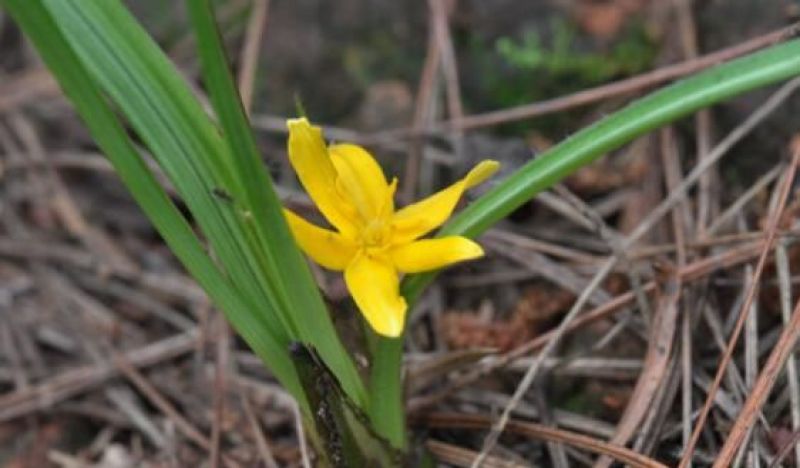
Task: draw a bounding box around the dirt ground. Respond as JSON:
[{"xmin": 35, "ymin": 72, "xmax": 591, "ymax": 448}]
[{"xmin": 2, "ymin": 0, "xmax": 800, "ymax": 466}]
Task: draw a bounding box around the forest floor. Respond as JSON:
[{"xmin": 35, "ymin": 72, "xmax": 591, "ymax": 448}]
[{"xmin": 2, "ymin": 0, "xmax": 800, "ymax": 466}]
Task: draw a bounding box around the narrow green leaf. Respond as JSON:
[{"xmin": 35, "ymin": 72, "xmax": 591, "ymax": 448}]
[
  {"xmin": 1, "ymin": 0, "xmax": 304, "ymax": 400},
  {"xmin": 43, "ymin": 0, "xmax": 284, "ymax": 326},
  {"xmin": 185, "ymin": 0, "xmax": 366, "ymax": 407}
]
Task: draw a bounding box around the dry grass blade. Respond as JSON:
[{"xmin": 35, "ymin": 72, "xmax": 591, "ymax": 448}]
[
  {"xmin": 706, "ymin": 164, "xmax": 783, "ymax": 235},
  {"xmin": 469, "ymin": 255, "xmax": 619, "ymax": 468},
  {"xmin": 402, "ymin": 0, "xmax": 445, "ymax": 204},
  {"xmin": 237, "ymin": 0, "xmax": 269, "ymax": 114},
  {"xmin": 679, "ymin": 150, "xmax": 800, "ymax": 467},
  {"xmin": 210, "ymin": 319, "xmax": 231, "ymax": 468},
  {"xmin": 429, "ymin": 0, "xmax": 463, "ymax": 155},
  {"xmin": 711, "ymin": 162, "xmax": 800, "ymax": 467},
  {"xmin": 113, "ymin": 355, "xmax": 211, "ymax": 452},
  {"xmin": 676, "ymin": 0, "xmax": 717, "ymax": 235},
  {"xmin": 771, "ymin": 429, "xmax": 800, "ymax": 468},
  {"xmin": 112, "ymin": 354, "xmax": 244, "ymax": 468},
  {"xmin": 594, "ymin": 127, "xmax": 688, "ymax": 468},
  {"xmin": 0, "ymin": 68, "xmax": 60, "ymax": 112},
  {"xmin": 419, "ymin": 413, "xmax": 669, "ymax": 468},
  {"xmin": 292, "ymin": 401, "xmax": 312, "ymax": 468},
  {"xmin": 426, "ymin": 440, "xmax": 527, "ymax": 468},
  {"xmin": 409, "ymin": 237, "xmax": 770, "ymax": 414},
  {"xmin": 775, "ymin": 241, "xmax": 800, "ymax": 467},
  {"xmin": 0, "ymin": 331, "xmax": 197, "ymax": 421},
  {"xmin": 661, "ymin": 125, "xmax": 694, "ymax": 460},
  {"xmin": 593, "ymin": 269, "xmax": 681, "ymax": 468},
  {"xmin": 241, "ymin": 394, "xmax": 280, "ymax": 468}
]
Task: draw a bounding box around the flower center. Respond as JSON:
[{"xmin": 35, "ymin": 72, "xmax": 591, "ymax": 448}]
[{"xmin": 361, "ymin": 219, "xmax": 391, "ymax": 248}]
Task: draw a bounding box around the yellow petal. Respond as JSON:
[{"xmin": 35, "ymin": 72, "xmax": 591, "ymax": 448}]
[
  {"xmin": 284, "ymin": 209, "xmax": 357, "ymax": 271},
  {"xmin": 392, "ymin": 160, "xmax": 499, "ymax": 243},
  {"xmin": 287, "ymin": 118, "xmax": 360, "ymax": 237},
  {"xmin": 329, "ymin": 144, "xmax": 392, "ymax": 221},
  {"xmin": 344, "ymin": 253, "xmax": 406, "ymax": 337},
  {"xmin": 390, "ymin": 236, "xmax": 484, "ymax": 273}
]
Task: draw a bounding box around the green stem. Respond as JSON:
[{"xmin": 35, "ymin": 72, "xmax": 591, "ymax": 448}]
[
  {"xmin": 370, "ymin": 37, "xmax": 800, "ymax": 444},
  {"xmin": 368, "ymin": 335, "xmax": 406, "ymax": 449}
]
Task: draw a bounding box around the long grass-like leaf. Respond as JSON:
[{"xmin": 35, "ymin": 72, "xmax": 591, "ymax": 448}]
[
  {"xmin": 45, "ymin": 0, "xmax": 283, "ymax": 327},
  {"xmin": 0, "ymin": 0, "xmax": 304, "ymax": 401},
  {"xmin": 185, "ymin": 0, "xmax": 366, "ymax": 406},
  {"xmin": 34, "ymin": 0, "xmax": 365, "ymax": 407}
]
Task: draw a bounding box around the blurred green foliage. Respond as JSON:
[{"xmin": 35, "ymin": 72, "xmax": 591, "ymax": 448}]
[
  {"xmin": 496, "ymin": 19, "xmax": 655, "ymax": 84},
  {"xmin": 469, "ymin": 19, "xmax": 656, "ymax": 135}
]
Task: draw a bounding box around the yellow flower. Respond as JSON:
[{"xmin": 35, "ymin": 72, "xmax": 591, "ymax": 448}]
[{"xmin": 284, "ymin": 118, "xmax": 499, "ymax": 337}]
